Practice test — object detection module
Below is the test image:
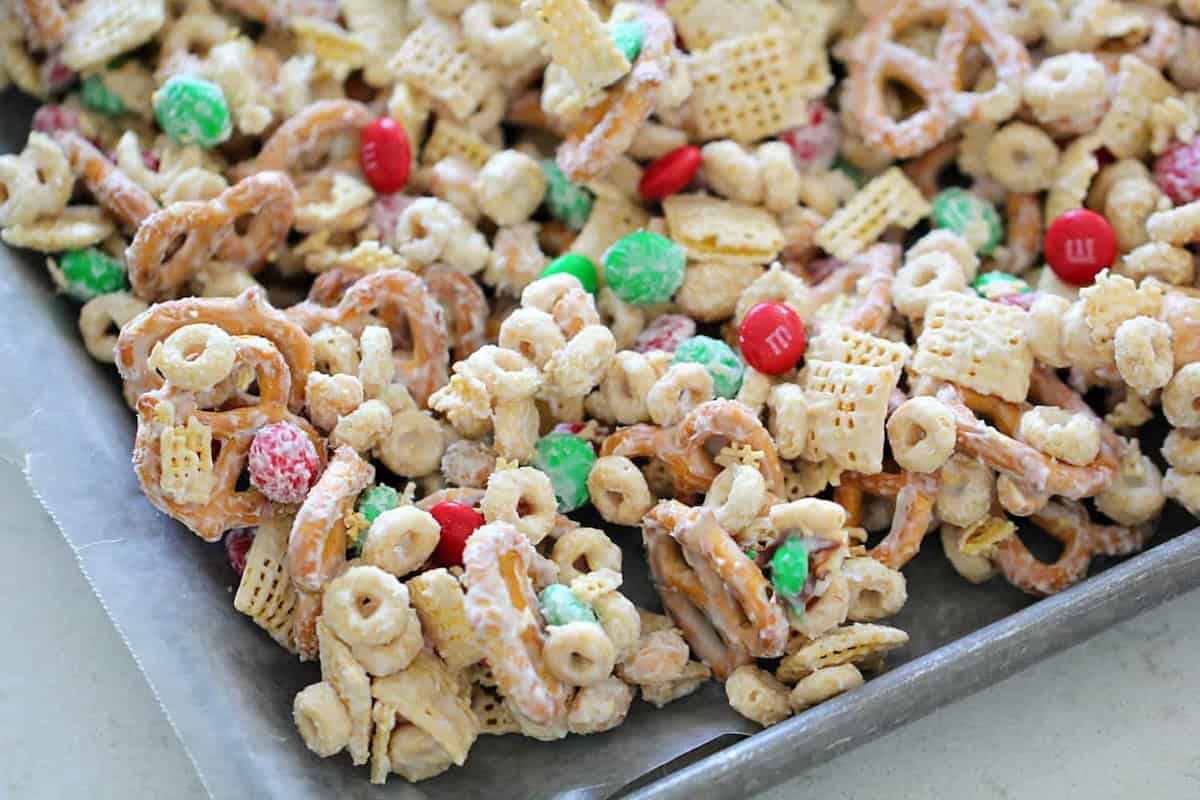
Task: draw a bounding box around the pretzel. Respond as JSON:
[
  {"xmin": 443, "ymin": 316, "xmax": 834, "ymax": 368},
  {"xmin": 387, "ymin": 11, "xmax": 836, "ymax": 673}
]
[
  {"xmin": 17, "ymin": 0, "xmax": 68, "ymax": 50},
  {"xmin": 232, "ymin": 99, "xmax": 373, "ymax": 180},
  {"xmin": 994, "ymin": 499, "xmax": 1153, "ymax": 596},
  {"xmin": 424, "ymin": 263, "xmax": 488, "ymax": 363},
  {"xmin": 462, "ymin": 521, "xmax": 571, "ymax": 727},
  {"xmin": 131, "ymin": 335, "xmax": 325, "ymax": 543},
  {"xmin": 555, "ymin": 3, "xmax": 675, "ymax": 183},
  {"xmin": 844, "ymin": 0, "xmax": 1029, "ymax": 158},
  {"xmin": 837, "ymin": 471, "xmax": 940, "ymax": 569},
  {"xmin": 126, "ymin": 172, "xmax": 298, "ymax": 300},
  {"xmin": 116, "ymin": 287, "xmax": 314, "ymax": 413},
  {"xmin": 841, "ymin": 243, "xmax": 900, "ymax": 335},
  {"xmin": 642, "ymin": 503, "xmax": 752, "ymax": 680},
  {"xmin": 287, "ymin": 446, "xmax": 374, "ymax": 595},
  {"xmin": 54, "ymin": 131, "xmax": 159, "ymax": 232},
  {"xmin": 993, "ymin": 192, "xmax": 1040, "ymax": 274},
  {"xmin": 287, "ymin": 270, "xmax": 450, "ymax": 407}
]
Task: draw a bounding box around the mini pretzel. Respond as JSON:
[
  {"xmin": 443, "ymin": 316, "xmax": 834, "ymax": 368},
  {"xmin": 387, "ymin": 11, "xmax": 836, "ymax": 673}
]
[
  {"xmin": 994, "ymin": 192, "xmax": 1040, "ymax": 273},
  {"xmin": 462, "ymin": 522, "xmax": 571, "ymax": 727},
  {"xmin": 994, "ymin": 499, "xmax": 1153, "ymax": 596},
  {"xmin": 288, "ymin": 446, "xmax": 375, "ymax": 594},
  {"xmin": 903, "ymin": 138, "xmax": 960, "ymax": 199},
  {"xmin": 837, "ymin": 470, "xmax": 939, "ymax": 569},
  {"xmin": 233, "ymin": 99, "xmax": 374, "ymax": 180},
  {"xmin": 17, "ymin": 0, "xmax": 68, "ymax": 49},
  {"xmin": 841, "ymin": 243, "xmax": 900, "ymax": 335},
  {"xmin": 424, "ymin": 263, "xmax": 488, "ymax": 363},
  {"xmin": 845, "ymin": 0, "xmax": 1029, "ymax": 158},
  {"xmin": 642, "ymin": 504, "xmax": 752, "ymax": 680},
  {"xmin": 116, "ymin": 287, "xmax": 314, "ymax": 413},
  {"xmin": 287, "ymin": 270, "xmax": 450, "ymax": 407},
  {"xmin": 54, "ymin": 131, "xmax": 159, "ymax": 232},
  {"xmin": 132, "ymin": 335, "xmax": 326, "ymax": 543},
  {"xmin": 556, "ymin": 4, "xmax": 675, "ymax": 183},
  {"xmin": 126, "ymin": 172, "xmax": 298, "ymax": 300}
]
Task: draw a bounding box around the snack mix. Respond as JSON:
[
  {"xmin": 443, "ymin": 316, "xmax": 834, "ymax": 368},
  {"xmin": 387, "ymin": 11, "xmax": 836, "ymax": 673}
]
[{"xmin": 5, "ymin": 0, "xmax": 1200, "ymax": 784}]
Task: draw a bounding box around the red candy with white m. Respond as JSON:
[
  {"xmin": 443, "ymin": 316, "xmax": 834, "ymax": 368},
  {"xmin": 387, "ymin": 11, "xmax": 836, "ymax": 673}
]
[
  {"xmin": 738, "ymin": 302, "xmax": 806, "ymax": 375},
  {"xmin": 1044, "ymin": 209, "xmax": 1117, "ymax": 286},
  {"xmin": 247, "ymin": 422, "xmax": 321, "ymax": 504},
  {"xmin": 779, "ymin": 101, "xmax": 840, "ymax": 172}
]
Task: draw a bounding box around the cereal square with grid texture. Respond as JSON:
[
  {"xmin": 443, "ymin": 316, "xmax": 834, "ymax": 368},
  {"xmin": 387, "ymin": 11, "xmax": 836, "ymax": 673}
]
[
  {"xmin": 522, "ymin": 0, "xmax": 631, "ymax": 95},
  {"xmin": 388, "ymin": 16, "xmax": 498, "ymax": 120},
  {"xmin": 421, "ymin": 117, "xmax": 499, "ymax": 170},
  {"xmin": 912, "ymin": 292, "xmax": 1033, "ymax": 402},
  {"xmin": 233, "ymin": 516, "xmax": 297, "ymax": 653},
  {"xmin": 815, "ymin": 167, "xmax": 930, "ymax": 261},
  {"xmin": 806, "ymin": 326, "xmax": 911, "ymax": 382},
  {"xmin": 666, "ymin": 0, "xmax": 793, "ymax": 51},
  {"xmin": 803, "ymin": 359, "xmax": 896, "ymax": 475},
  {"xmin": 687, "ymin": 29, "xmax": 829, "ymax": 143},
  {"xmin": 61, "ymin": 0, "xmax": 166, "ymax": 71},
  {"xmin": 1079, "ymin": 270, "xmax": 1165, "ymax": 346},
  {"xmin": 663, "ymin": 193, "xmax": 784, "ymax": 264}
]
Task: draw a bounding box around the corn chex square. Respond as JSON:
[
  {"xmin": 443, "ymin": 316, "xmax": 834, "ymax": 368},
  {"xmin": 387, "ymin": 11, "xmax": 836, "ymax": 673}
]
[
  {"xmin": 803, "ymin": 358, "xmax": 896, "ymax": 475},
  {"xmin": 666, "ymin": 0, "xmax": 793, "ymax": 51},
  {"xmin": 421, "ymin": 117, "xmax": 499, "ymax": 170},
  {"xmin": 815, "ymin": 167, "xmax": 930, "ymax": 261},
  {"xmin": 233, "ymin": 517, "xmax": 297, "ymax": 653},
  {"xmin": 806, "ymin": 326, "xmax": 911, "ymax": 381},
  {"xmin": 663, "ymin": 193, "xmax": 784, "ymax": 264},
  {"xmin": 389, "ymin": 16, "xmax": 498, "ymax": 120},
  {"xmin": 912, "ymin": 292, "xmax": 1033, "ymax": 403},
  {"xmin": 522, "ymin": 0, "xmax": 631, "ymax": 95},
  {"xmin": 61, "ymin": 0, "xmax": 166, "ymax": 72},
  {"xmin": 687, "ymin": 28, "xmax": 829, "ymax": 143}
]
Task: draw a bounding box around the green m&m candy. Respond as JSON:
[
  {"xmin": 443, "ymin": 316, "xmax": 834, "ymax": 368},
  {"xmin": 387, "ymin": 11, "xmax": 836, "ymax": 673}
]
[
  {"xmin": 541, "ymin": 253, "xmax": 599, "ymax": 293},
  {"xmin": 56, "ymin": 248, "xmax": 127, "ymax": 301},
  {"xmin": 154, "ymin": 75, "xmax": 232, "ymax": 148},
  {"xmin": 539, "ymin": 584, "xmax": 597, "ymax": 626},
  {"xmin": 770, "ymin": 537, "xmax": 809, "ymax": 604},
  {"xmin": 81, "ymin": 75, "xmax": 125, "ymax": 116},
  {"xmin": 534, "ymin": 432, "xmax": 597, "ymax": 512},
  {"xmin": 541, "ymin": 159, "xmax": 594, "ymax": 230},
  {"xmin": 931, "ymin": 188, "xmax": 1003, "ymax": 256},
  {"xmin": 671, "ymin": 335, "xmax": 744, "ymax": 399},
  {"xmin": 609, "ymin": 20, "xmax": 643, "ymax": 64},
  {"xmin": 603, "ymin": 230, "xmax": 686, "ymax": 305},
  {"xmin": 972, "ymin": 270, "xmax": 1031, "ymax": 300},
  {"xmin": 357, "ymin": 484, "xmax": 400, "ymax": 524}
]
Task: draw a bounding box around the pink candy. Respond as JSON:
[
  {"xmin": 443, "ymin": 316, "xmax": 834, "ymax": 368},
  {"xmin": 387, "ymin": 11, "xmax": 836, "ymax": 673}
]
[
  {"xmin": 635, "ymin": 314, "xmax": 696, "ymax": 353},
  {"xmin": 225, "ymin": 528, "xmax": 255, "ymax": 575},
  {"xmin": 31, "ymin": 104, "xmax": 81, "ymax": 134},
  {"xmin": 779, "ymin": 101, "xmax": 840, "ymax": 172},
  {"xmin": 247, "ymin": 422, "xmax": 320, "ymax": 504}
]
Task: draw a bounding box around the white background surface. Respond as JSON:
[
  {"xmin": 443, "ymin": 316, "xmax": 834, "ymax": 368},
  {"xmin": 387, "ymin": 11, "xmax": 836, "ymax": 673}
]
[{"xmin": 3, "ymin": 454, "xmax": 1199, "ymax": 800}]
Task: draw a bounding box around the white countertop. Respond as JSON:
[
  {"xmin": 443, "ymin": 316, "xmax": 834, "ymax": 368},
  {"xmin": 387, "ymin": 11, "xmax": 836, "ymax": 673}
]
[{"xmin": 3, "ymin": 453, "xmax": 1197, "ymax": 800}]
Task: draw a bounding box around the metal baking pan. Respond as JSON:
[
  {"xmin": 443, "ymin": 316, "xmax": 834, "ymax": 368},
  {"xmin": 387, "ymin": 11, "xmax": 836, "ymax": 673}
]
[{"xmin": 4, "ymin": 93, "xmax": 1200, "ymax": 800}]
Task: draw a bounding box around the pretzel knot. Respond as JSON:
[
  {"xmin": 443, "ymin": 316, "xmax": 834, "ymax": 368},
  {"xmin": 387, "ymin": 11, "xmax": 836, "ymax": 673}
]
[
  {"xmin": 54, "ymin": 131, "xmax": 160, "ymax": 232},
  {"xmin": 424, "ymin": 264, "xmax": 488, "ymax": 363},
  {"xmin": 845, "ymin": 0, "xmax": 1030, "ymax": 158},
  {"xmin": 232, "ymin": 99, "xmax": 374, "ymax": 180},
  {"xmin": 125, "ymin": 171, "xmax": 298, "ymax": 300},
  {"xmin": 601, "ymin": 399, "xmax": 783, "ymax": 501},
  {"xmin": 132, "ymin": 335, "xmax": 326, "ymax": 543},
  {"xmin": 994, "ymin": 500, "xmax": 1152, "ymax": 596},
  {"xmin": 837, "ymin": 470, "xmax": 940, "ymax": 569},
  {"xmin": 116, "ymin": 287, "xmax": 314, "ymax": 412},
  {"xmin": 463, "ymin": 522, "xmax": 571, "ymax": 727},
  {"xmin": 287, "ymin": 269, "xmax": 450, "ymax": 407},
  {"xmin": 556, "ymin": 4, "xmax": 676, "ymax": 183},
  {"xmin": 643, "ymin": 501, "xmax": 788, "ymax": 678}
]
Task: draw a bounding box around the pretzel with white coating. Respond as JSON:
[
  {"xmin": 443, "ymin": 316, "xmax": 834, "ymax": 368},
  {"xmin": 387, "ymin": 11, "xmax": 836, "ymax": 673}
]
[
  {"xmin": 54, "ymin": 131, "xmax": 159, "ymax": 232},
  {"xmin": 233, "ymin": 99, "xmax": 374, "ymax": 180},
  {"xmin": 462, "ymin": 521, "xmax": 571, "ymax": 727}
]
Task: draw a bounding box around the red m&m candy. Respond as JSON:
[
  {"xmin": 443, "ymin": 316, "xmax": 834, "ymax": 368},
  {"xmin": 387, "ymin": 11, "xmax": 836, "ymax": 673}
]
[
  {"xmin": 738, "ymin": 301, "xmax": 806, "ymax": 375},
  {"xmin": 1044, "ymin": 209, "xmax": 1117, "ymax": 286},
  {"xmin": 638, "ymin": 145, "xmax": 701, "ymax": 201},
  {"xmin": 360, "ymin": 117, "xmax": 411, "ymax": 194},
  {"xmin": 430, "ymin": 501, "xmax": 485, "ymax": 567}
]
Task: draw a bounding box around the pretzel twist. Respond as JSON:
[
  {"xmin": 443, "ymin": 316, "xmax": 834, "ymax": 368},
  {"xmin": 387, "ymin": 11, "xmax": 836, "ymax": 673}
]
[
  {"xmin": 233, "ymin": 99, "xmax": 374, "ymax": 180},
  {"xmin": 424, "ymin": 264, "xmax": 489, "ymax": 363},
  {"xmin": 55, "ymin": 132, "xmax": 160, "ymax": 232}
]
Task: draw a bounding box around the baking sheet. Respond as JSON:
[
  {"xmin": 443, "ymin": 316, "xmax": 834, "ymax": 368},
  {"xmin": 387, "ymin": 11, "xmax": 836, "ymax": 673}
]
[{"xmin": 3, "ymin": 92, "xmax": 1199, "ymax": 800}]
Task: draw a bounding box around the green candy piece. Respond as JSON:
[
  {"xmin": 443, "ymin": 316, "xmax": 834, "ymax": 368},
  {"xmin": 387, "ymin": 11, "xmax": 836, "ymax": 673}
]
[
  {"xmin": 538, "ymin": 584, "xmax": 597, "ymax": 626},
  {"xmin": 534, "ymin": 432, "xmax": 597, "ymax": 512},
  {"xmin": 609, "ymin": 20, "xmax": 643, "ymax": 64},
  {"xmin": 972, "ymin": 270, "xmax": 1031, "ymax": 300},
  {"xmin": 603, "ymin": 230, "xmax": 687, "ymax": 305},
  {"xmin": 357, "ymin": 485, "xmax": 400, "ymax": 524},
  {"xmin": 57, "ymin": 248, "xmax": 127, "ymax": 301},
  {"xmin": 931, "ymin": 188, "xmax": 1003, "ymax": 256},
  {"xmin": 745, "ymin": 548, "xmax": 757, "ymax": 560},
  {"xmin": 770, "ymin": 537, "xmax": 809, "ymax": 601},
  {"xmin": 154, "ymin": 75, "xmax": 232, "ymax": 148},
  {"xmin": 81, "ymin": 75, "xmax": 124, "ymax": 116},
  {"xmin": 541, "ymin": 253, "xmax": 599, "ymax": 293},
  {"xmin": 541, "ymin": 159, "xmax": 594, "ymax": 230},
  {"xmin": 671, "ymin": 335, "xmax": 744, "ymax": 399}
]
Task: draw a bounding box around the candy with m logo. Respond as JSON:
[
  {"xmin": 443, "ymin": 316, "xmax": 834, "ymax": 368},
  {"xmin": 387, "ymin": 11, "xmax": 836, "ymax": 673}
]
[
  {"xmin": 1045, "ymin": 209, "xmax": 1117, "ymax": 286},
  {"xmin": 738, "ymin": 301, "xmax": 807, "ymax": 375}
]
